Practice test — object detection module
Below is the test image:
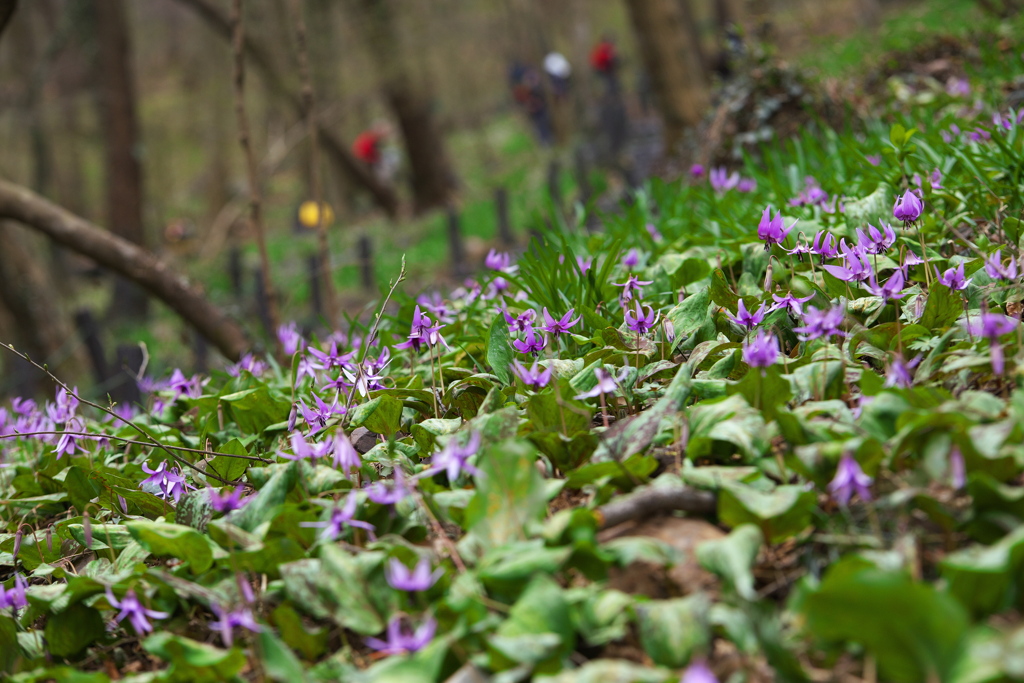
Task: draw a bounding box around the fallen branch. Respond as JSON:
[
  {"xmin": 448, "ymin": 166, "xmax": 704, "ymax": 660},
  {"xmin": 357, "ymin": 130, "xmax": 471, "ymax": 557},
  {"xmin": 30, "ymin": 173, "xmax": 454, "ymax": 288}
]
[
  {"xmin": 0, "ymin": 179, "xmax": 250, "ymax": 361},
  {"xmin": 596, "ymin": 484, "xmax": 717, "ymax": 530}
]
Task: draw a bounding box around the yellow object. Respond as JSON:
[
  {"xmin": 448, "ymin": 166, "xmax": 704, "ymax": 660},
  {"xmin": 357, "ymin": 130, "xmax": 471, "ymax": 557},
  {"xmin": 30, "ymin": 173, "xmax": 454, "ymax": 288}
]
[{"xmin": 298, "ymin": 200, "xmax": 335, "ymax": 228}]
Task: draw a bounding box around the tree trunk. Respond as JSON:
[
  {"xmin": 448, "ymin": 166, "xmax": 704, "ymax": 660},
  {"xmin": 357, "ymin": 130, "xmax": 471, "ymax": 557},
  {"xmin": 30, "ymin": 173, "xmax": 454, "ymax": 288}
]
[
  {"xmin": 0, "ymin": 0, "xmax": 16, "ymax": 41},
  {"xmin": 91, "ymin": 0, "xmax": 149, "ymax": 320},
  {"xmin": 623, "ymin": 0, "xmax": 710, "ymax": 153},
  {"xmin": 352, "ymin": 0, "xmax": 458, "ymax": 213},
  {"xmin": 171, "ymin": 0, "xmax": 400, "ymax": 217},
  {"xmin": 0, "ymin": 180, "xmax": 251, "ymax": 362}
]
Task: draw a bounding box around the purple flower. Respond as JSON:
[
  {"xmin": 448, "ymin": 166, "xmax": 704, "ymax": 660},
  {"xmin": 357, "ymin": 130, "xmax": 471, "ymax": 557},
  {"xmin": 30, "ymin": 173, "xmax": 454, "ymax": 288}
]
[
  {"xmin": 742, "ymin": 330, "xmax": 779, "ymax": 369},
  {"xmin": 645, "ymin": 223, "xmax": 663, "ymax": 242},
  {"xmin": 736, "ymin": 177, "xmax": 757, "ymax": 193},
  {"xmin": 0, "ymin": 574, "xmax": 27, "ymax": 611},
  {"xmin": 727, "ymin": 300, "xmax": 767, "ymax": 330},
  {"xmin": 770, "ymin": 291, "xmax": 814, "ymax": 317},
  {"xmin": 512, "ymin": 326, "xmax": 548, "ymax": 355},
  {"xmin": 710, "ymin": 167, "xmax": 739, "ymax": 193},
  {"xmin": 681, "ymin": 660, "xmax": 719, "ymax": 683},
  {"xmin": 810, "ymin": 231, "xmax": 839, "ymax": 261},
  {"xmin": 828, "ymin": 454, "xmax": 872, "ymax": 506},
  {"xmin": 756, "ymin": 207, "xmax": 796, "ymax": 251},
  {"xmin": 46, "ymin": 387, "xmax": 79, "ymax": 424},
  {"xmin": 424, "ymin": 432, "xmax": 482, "ymax": 482},
  {"xmin": 984, "ymin": 250, "xmax": 1018, "ymax": 280},
  {"xmin": 823, "ymin": 243, "xmax": 872, "ymax": 283},
  {"xmin": 512, "ymin": 359, "xmax": 552, "ymax": 390},
  {"xmin": 621, "ymin": 248, "xmax": 640, "ymax": 269},
  {"xmin": 965, "ymin": 313, "xmax": 1019, "ymax": 375},
  {"xmin": 576, "ymin": 256, "xmax": 593, "ymax": 274},
  {"xmin": 866, "ymin": 155, "xmax": 882, "ymax": 166},
  {"xmin": 689, "ymin": 164, "xmax": 706, "ymax": 178},
  {"xmin": 794, "ymin": 302, "xmax": 846, "ymax": 341},
  {"xmin": 884, "ymin": 354, "xmax": 921, "ymax": 388},
  {"xmin": 345, "ymin": 359, "xmax": 390, "ymax": 398},
  {"xmin": 417, "ymin": 292, "xmax": 456, "ymax": 325},
  {"xmin": 330, "ymin": 432, "xmax": 362, "ymax": 475},
  {"xmin": 299, "ymin": 394, "xmax": 345, "ymax": 432},
  {"xmin": 140, "ymin": 461, "xmax": 191, "ymax": 502},
  {"xmin": 785, "ymin": 237, "xmax": 812, "ymax": 260},
  {"xmin": 540, "ymin": 308, "xmax": 581, "ymax": 337},
  {"xmin": 300, "ymin": 493, "xmax": 376, "ymax": 541},
  {"xmin": 485, "ymin": 249, "xmax": 517, "ymax": 274},
  {"xmin": 950, "ymin": 446, "xmax": 966, "ymax": 490},
  {"xmin": 106, "ymin": 588, "xmax": 169, "ymax": 635},
  {"xmin": 613, "ymin": 275, "xmax": 654, "ymax": 305},
  {"xmin": 277, "ymin": 322, "xmax": 306, "ymax": 355},
  {"xmin": 168, "ymin": 369, "xmax": 203, "ymax": 399},
  {"xmin": 54, "ymin": 417, "xmax": 85, "ymax": 459},
  {"xmin": 946, "ymin": 77, "xmax": 970, "ymax": 97},
  {"xmin": 504, "ymin": 309, "xmax": 537, "ymax": 334},
  {"xmin": 575, "ymin": 367, "xmax": 629, "ymax": 399},
  {"xmin": 935, "ymin": 263, "xmax": 972, "ymax": 291},
  {"xmin": 210, "ymin": 486, "xmax": 247, "ymax": 513},
  {"xmin": 227, "ymin": 353, "xmax": 269, "ymax": 378},
  {"xmin": 864, "ymin": 268, "xmax": 906, "ymax": 301},
  {"xmin": 396, "ymin": 306, "xmax": 450, "ymax": 353},
  {"xmin": 386, "ymin": 557, "xmax": 443, "ymax": 592},
  {"xmin": 902, "ymin": 250, "xmax": 925, "ymax": 274},
  {"xmin": 365, "ymin": 615, "xmax": 437, "ymax": 655},
  {"xmin": 210, "ymin": 603, "xmax": 262, "ymax": 646},
  {"xmin": 893, "ymin": 190, "xmax": 923, "ymax": 225},
  {"xmin": 366, "ymin": 469, "xmax": 412, "ymax": 506},
  {"xmin": 856, "ymin": 222, "xmax": 896, "ymax": 255},
  {"xmin": 789, "ymin": 177, "xmax": 829, "ymax": 208},
  {"xmin": 278, "ymin": 430, "xmax": 320, "ymax": 462},
  {"xmin": 624, "ymin": 301, "xmax": 659, "ymax": 334}
]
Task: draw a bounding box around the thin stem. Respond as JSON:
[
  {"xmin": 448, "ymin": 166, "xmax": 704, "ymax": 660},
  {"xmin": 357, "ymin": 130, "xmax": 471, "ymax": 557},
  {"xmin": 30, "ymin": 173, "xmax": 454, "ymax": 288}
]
[
  {"xmin": 0, "ymin": 431, "xmax": 270, "ymax": 462},
  {"xmin": 231, "ymin": 0, "xmax": 281, "ymax": 346}
]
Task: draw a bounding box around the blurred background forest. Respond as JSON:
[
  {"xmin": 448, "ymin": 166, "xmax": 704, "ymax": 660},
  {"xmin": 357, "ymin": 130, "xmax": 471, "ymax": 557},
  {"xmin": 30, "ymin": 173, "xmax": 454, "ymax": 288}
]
[{"xmin": 0, "ymin": 0, "xmax": 963, "ymax": 398}]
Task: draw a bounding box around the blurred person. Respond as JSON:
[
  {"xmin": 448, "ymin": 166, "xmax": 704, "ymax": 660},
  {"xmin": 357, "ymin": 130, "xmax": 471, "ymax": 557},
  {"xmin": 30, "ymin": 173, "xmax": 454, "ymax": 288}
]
[
  {"xmin": 543, "ymin": 51, "xmax": 572, "ymax": 97},
  {"xmin": 509, "ymin": 61, "xmax": 553, "ymax": 146},
  {"xmin": 590, "ymin": 35, "xmax": 620, "ymax": 93},
  {"xmin": 352, "ymin": 122, "xmax": 399, "ymax": 184}
]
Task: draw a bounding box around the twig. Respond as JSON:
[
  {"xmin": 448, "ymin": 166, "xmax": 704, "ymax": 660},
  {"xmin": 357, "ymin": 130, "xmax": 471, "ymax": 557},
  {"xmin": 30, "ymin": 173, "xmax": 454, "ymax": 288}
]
[
  {"xmin": 0, "ymin": 343, "xmax": 231, "ymax": 485},
  {"xmin": 596, "ymin": 484, "xmax": 717, "ymax": 530},
  {"xmin": 288, "ymin": 0, "xmax": 338, "ymax": 329},
  {"xmin": 0, "ymin": 431, "xmax": 270, "ymax": 462},
  {"xmin": 231, "ymin": 0, "xmax": 281, "ymax": 345}
]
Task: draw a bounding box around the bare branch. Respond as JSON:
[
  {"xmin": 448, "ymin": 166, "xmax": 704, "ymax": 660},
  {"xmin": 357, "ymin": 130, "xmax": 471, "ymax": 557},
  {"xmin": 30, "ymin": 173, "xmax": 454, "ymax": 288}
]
[
  {"xmin": 0, "ymin": 179, "xmax": 250, "ymax": 361},
  {"xmin": 596, "ymin": 484, "xmax": 717, "ymax": 530},
  {"xmin": 0, "ymin": 0, "xmax": 16, "ymax": 44}
]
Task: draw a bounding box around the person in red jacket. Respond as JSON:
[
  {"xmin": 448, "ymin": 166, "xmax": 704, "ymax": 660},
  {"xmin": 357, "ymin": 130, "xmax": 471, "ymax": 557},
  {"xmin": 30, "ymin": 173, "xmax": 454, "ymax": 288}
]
[{"xmin": 352, "ymin": 122, "xmax": 398, "ymax": 183}]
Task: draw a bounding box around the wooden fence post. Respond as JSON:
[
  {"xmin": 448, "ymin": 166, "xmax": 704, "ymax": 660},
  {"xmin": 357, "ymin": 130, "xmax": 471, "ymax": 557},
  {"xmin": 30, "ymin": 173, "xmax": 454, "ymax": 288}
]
[{"xmin": 306, "ymin": 253, "xmax": 324, "ymax": 320}]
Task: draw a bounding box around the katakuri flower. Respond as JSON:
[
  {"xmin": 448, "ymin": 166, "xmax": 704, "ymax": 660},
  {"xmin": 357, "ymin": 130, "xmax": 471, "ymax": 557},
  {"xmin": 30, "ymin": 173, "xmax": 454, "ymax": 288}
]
[
  {"xmin": 503, "ymin": 308, "xmax": 536, "ymax": 334},
  {"xmin": 511, "ymin": 326, "xmax": 548, "ymax": 355},
  {"xmin": 485, "ymin": 249, "xmax": 517, "ymax": 274},
  {"xmin": 810, "ymin": 231, "xmax": 839, "ymax": 261},
  {"xmin": 689, "ymin": 164, "xmax": 706, "ymax": 178},
  {"xmin": 277, "ymin": 322, "xmax": 306, "ymax": 355},
  {"xmin": 828, "ymin": 454, "xmax": 873, "ymax": 506},
  {"xmin": 209, "ymin": 486, "xmax": 247, "ymax": 514},
  {"xmin": 823, "ymin": 242, "xmax": 872, "ymax": 283},
  {"xmin": 935, "ymin": 262, "xmax": 972, "ymax": 291},
  {"xmin": 884, "ymin": 354, "xmax": 922, "ymax": 388},
  {"xmin": 330, "ymin": 432, "xmax": 362, "ymax": 475},
  {"xmin": 106, "ymin": 588, "xmax": 169, "ymax": 635},
  {"xmin": 424, "ymin": 432, "xmax": 482, "ymax": 482},
  {"xmin": 742, "ymin": 330, "xmax": 779, "ymax": 369},
  {"xmin": 299, "ymin": 394, "xmax": 345, "ymax": 432},
  {"xmin": 540, "ymin": 308, "xmax": 581, "ymax": 337},
  {"xmin": 512, "ymin": 359, "xmax": 552, "ymax": 390},
  {"xmin": 365, "ymin": 615, "xmax": 437, "ymax": 655},
  {"xmin": 624, "ymin": 301, "xmax": 659, "ymax": 334},
  {"xmin": 140, "ymin": 461, "xmax": 191, "ymax": 502},
  {"xmin": 366, "ymin": 469, "xmax": 412, "ymax": 506},
  {"xmin": 210, "ymin": 603, "xmax": 263, "ymax": 646},
  {"xmin": 613, "ymin": 274, "xmax": 654, "ymax": 305},
  {"xmin": 0, "ymin": 574, "xmax": 27, "ymax": 611},
  {"xmin": 893, "ymin": 190, "xmax": 923, "ymax": 225},
  {"xmin": 621, "ymin": 248, "xmax": 640, "ymax": 269},
  {"xmin": 681, "ymin": 660, "xmax": 719, "ymax": 683},
  {"xmin": 396, "ymin": 306, "xmax": 450, "ymax": 353},
  {"xmin": 864, "ymin": 268, "xmax": 906, "ymax": 301},
  {"xmin": 965, "ymin": 313, "xmax": 1019, "ymax": 375},
  {"xmin": 794, "ymin": 302, "xmax": 846, "ymax": 341},
  {"xmin": 709, "ymin": 167, "xmax": 739, "ymax": 193},
  {"xmin": 949, "ymin": 446, "xmax": 966, "ymax": 490},
  {"xmin": 856, "ymin": 222, "xmax": 897, "ymax": 255},
  {"xmin": 770, "ymin": 291, "xmax": 814, "ymax": 317},
  {"xmin": 756, "ymin": 207, "xmax": 796, "ymax": 251},
  {"xmin": 386, "ymin": 557, "xmax": 443, "ymax": 592},
  {"xmin": 300, "ymin": 493, "xmax": 376, "ymax": 541},
  {"xmin": 575, "ymin": 367, "xmax": 629, "ymax": 400},
  {"xmin": 984, "ymin": 250, "xmax": 1019, "ymax": 280},
  {"xmin": 727, "ymin": 300, "xmax": 767, "ymax": 331}
]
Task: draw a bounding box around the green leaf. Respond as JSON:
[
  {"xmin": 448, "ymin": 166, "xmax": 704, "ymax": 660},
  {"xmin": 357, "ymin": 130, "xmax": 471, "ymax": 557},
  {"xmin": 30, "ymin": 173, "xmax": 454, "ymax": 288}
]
[
  {"xmin": 259, "ymin": 630, "xmax": 309, "ymax": 683},
  {"xmin": 800, "ymin": 560, "xmax": 968, "ymax": 683},
  {"xmin": 64, "ymin": 466, "xmax": 101, "ymax": 514},
  {"xmin": 718, "ymin": 484, "xmax": 815, "ymax": 543},
  {"xmin": 126, "ymin": 520, "xmax": 215, "ymax": 574},
  {"xmin": 207, "ymin": 439, "xmax": 251, "ymax": 482},
  {"xmin": 710, "ymin": 269, "xmax": 740, "ymax": 310},
  {"xmin": 272, "ymin": 603, "xmax": 328, "ymax": 661},
  {"xmin": 492, "ymin": 574, "xmax": 574, "ymax": 672},
  {"xmin": 220, "ymin": 386, "xmax": 291, "ymax": 434},
  {"xmin": 228, "ymin": 462, "xmax": 298, "ymax": 532},
  {"xmin": 526, "ymin": 388, "xmax": 590, "ymax": 436},
  {"xmin": 697, "ymin": 524, "xmax": 763, "ymax": 600},
  {"xmin": 143, "ymin": 632, "xmax": 247, "ymax": 683},
  {"xmin": 727, "ymin": 366, "xmax": 793, "ymax": 422},
  {"xmin": 889, "ymin": 123, "xmax": 906, "ymax": 148},
  {"xmin": 0, "ymin": 615, "xmax": 18, "ymax": 673},
  {"xmin": 349, "ymin": 395, "xmax": 404, "ymax": 437},
  {"xmin": 940, "ymin": 526, "xmax": 1024, "ymax": 617},
  {"xmin": 534, "ymin": 659, "xmax": 673, "ymax": 683},
  {"xmin": 919, "ymin": 284, "xmax": 962, "ymax": 331},
  {"xmin": 464, "ymin": 440, "xmax": 547, "ymax": 550},
  {"xmin": 487, "ymin": 315, "xmax": 515, "ymax": 385},
  {"xmin": 635, "ymin": 594, "xmax": 710, "ymax": 668},
  {"xmin": 44, "ymin": 603, "xmax": 106, "ymax": 658}
]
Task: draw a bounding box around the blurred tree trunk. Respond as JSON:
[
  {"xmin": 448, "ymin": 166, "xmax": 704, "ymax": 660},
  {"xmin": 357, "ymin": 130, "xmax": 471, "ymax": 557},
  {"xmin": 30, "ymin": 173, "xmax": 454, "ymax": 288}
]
[
  {"xmin": 91, "ymin": 0, "xmax": 149, "ymax": 320},
  {"xmin": 623, "ymin": 0, "xmax": 709, "ymax": 153},
  {"xmin": 351, "ymin": 0, "xmax": 457, "ymax": 213}
]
